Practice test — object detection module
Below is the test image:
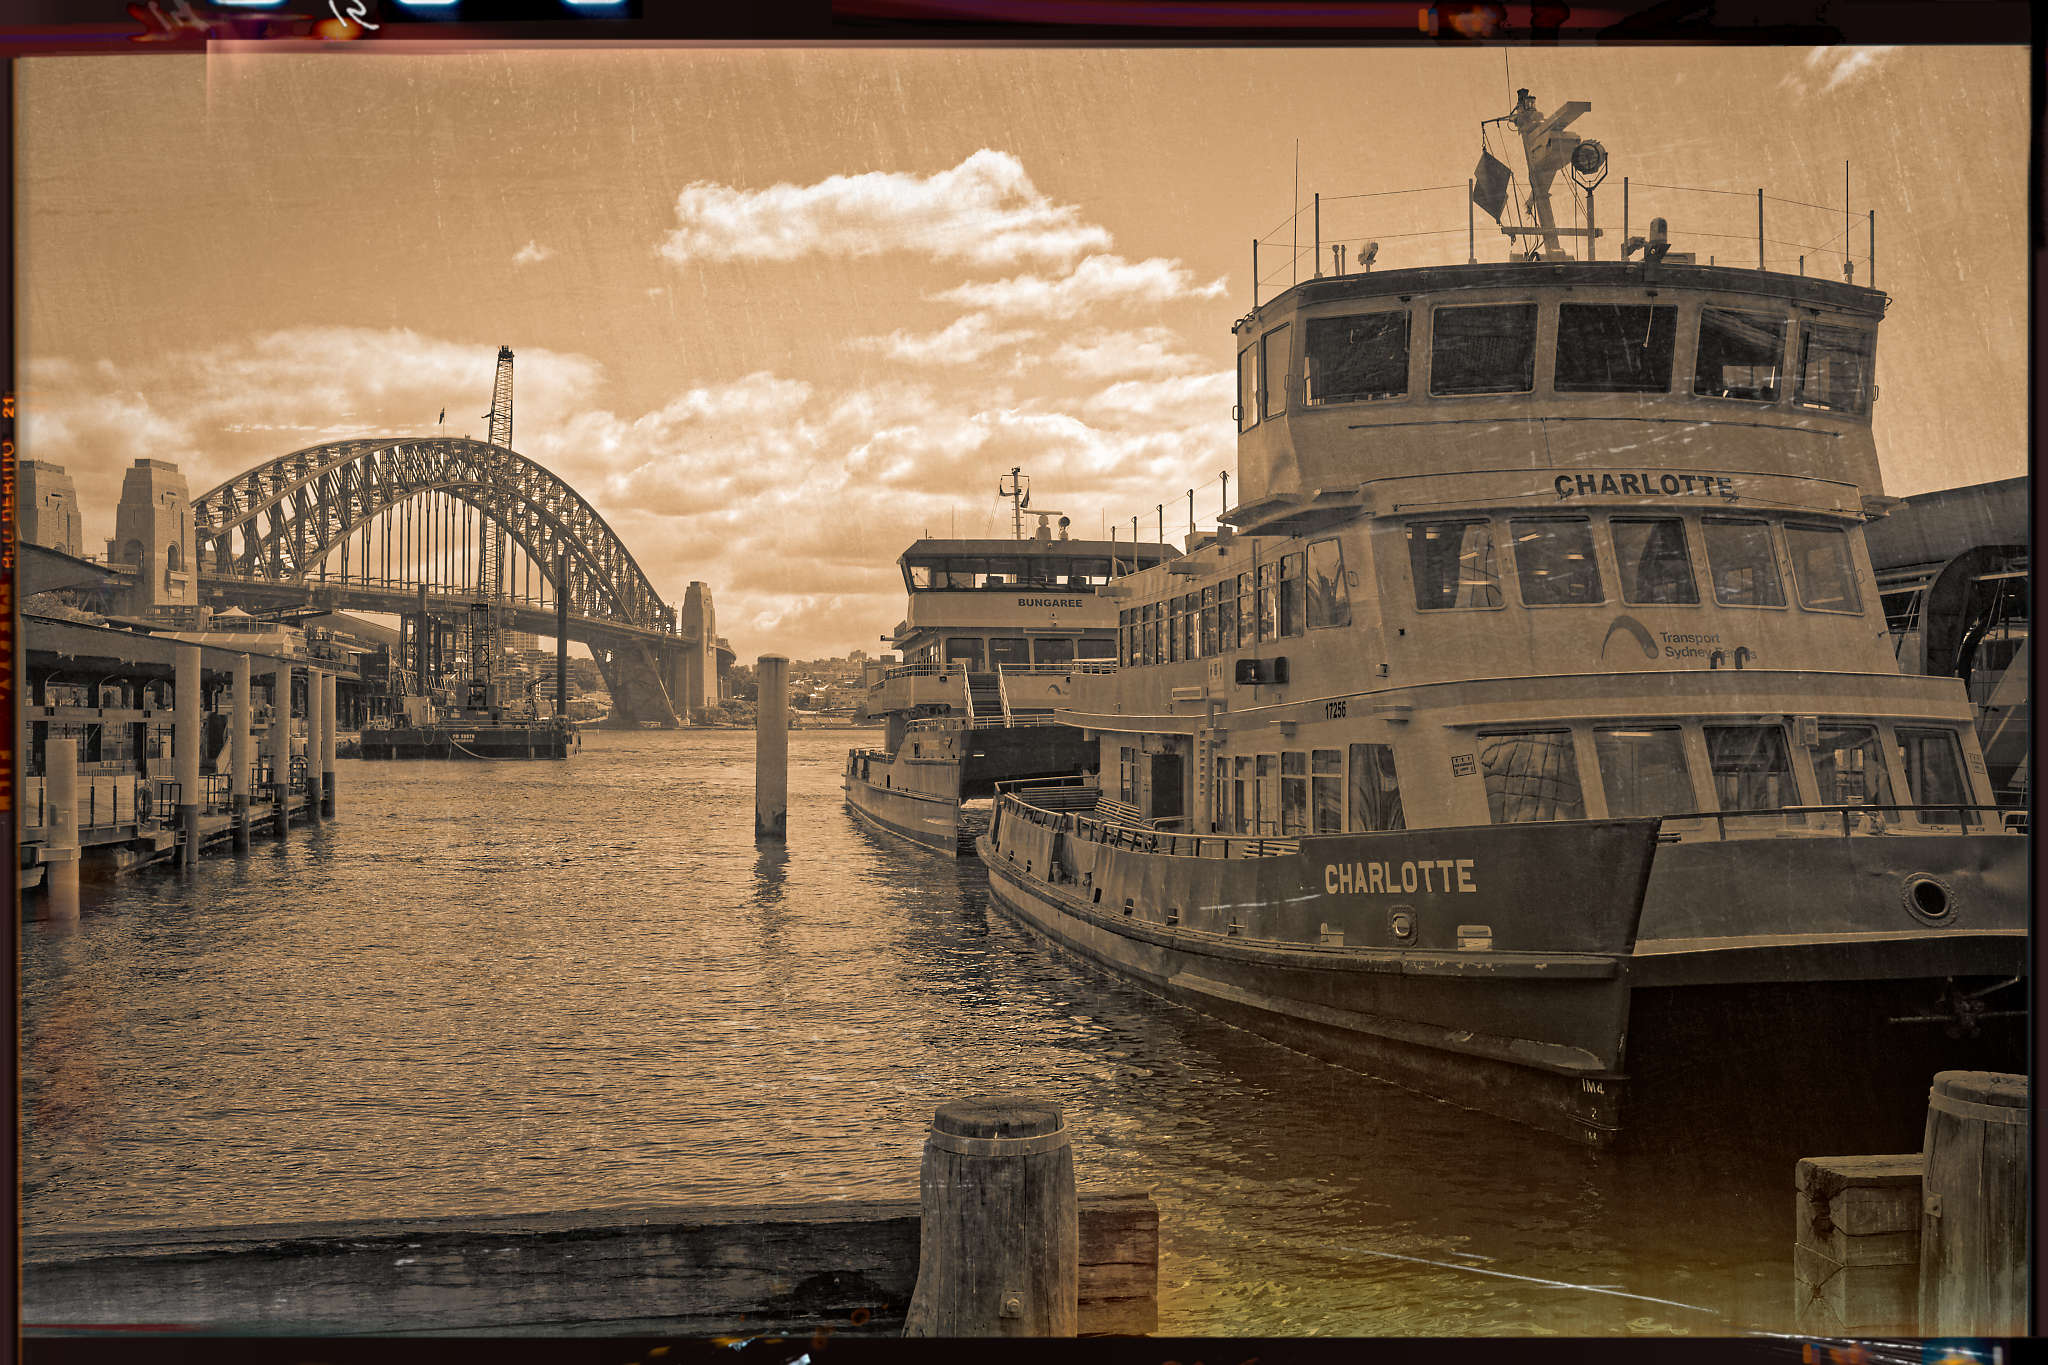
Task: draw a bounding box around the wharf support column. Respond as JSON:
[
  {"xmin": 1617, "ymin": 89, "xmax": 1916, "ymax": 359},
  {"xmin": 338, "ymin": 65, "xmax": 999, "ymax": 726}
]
[
  {"xmin": 303, "ymin": 670, "xmax": 324, "ymax": 825},
  {"xmin": 267, "ymin": 662, "xmax": 292, "ymax": 838},
  {"xmin": 755, "ymin": 654, "xmax": 788, "ymax": 840},
  {"xmin": 44, "ymin": 737, "xmax": 81, "ymax": 918},
  {"xmin": 230, "ymin": 654, "xmax": 252, "ymax": 853},
  {"xmin": 175, "ymin": 644, "xmax": 202, "ymax": 866},
  {"xmin": 320, "ymin": 671, "xmax": 337, "ymax": 819}
]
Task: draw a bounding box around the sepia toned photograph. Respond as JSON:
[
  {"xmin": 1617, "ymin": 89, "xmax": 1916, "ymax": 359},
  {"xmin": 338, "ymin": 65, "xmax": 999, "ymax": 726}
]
[{"xmin": 12, "ymin": 38, "xmax": 2030, "ymax": 1343}]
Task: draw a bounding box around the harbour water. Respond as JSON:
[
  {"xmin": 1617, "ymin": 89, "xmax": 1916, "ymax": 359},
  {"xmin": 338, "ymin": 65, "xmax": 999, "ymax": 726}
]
[{"xmin": 22, "ymin": 729, "xmax": 1848, "ymax": 1336}]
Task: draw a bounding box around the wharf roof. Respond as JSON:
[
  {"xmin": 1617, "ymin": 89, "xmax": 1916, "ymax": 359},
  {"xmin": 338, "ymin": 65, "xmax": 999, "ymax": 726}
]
[
  {"xmin": 1864, "ymin": 477, "xmax": 2029, "ymax": 570},
  {"xmin": 24, "ymin": 613, "xmax": 355, "ymax": 679}
]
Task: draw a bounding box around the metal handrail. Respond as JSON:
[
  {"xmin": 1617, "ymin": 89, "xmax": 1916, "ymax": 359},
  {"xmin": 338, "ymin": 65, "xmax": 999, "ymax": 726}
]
[
  {"xmin": 1662, "ymin": 803, "xmax": 2006, "ymax": 841},
  {"xmin": 998, "ymin": 793, "xmax": 1299, "ymax": 861}
]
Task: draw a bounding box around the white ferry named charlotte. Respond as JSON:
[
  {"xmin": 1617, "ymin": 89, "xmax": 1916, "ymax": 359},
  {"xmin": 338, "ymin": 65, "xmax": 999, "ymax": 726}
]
[{"xmin": 978, "ymin": 90, "xmax": 2027, "ymax": 1145}]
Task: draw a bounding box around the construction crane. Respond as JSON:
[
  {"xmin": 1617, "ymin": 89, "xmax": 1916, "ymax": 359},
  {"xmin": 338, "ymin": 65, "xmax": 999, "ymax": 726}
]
[{"xmin": 466, "ymin": 345, "xmax": 514, "ymax": 711}]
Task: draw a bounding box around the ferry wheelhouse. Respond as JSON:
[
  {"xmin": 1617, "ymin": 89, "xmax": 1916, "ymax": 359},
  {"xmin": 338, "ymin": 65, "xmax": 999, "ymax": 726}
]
[
  {"xmin": 846, "ymin": 484, "xmax": 1173, "ymax": 854},
  {"xmin": 982, "ymin": 93, "xmax": 2028, "ymax": 1145}
]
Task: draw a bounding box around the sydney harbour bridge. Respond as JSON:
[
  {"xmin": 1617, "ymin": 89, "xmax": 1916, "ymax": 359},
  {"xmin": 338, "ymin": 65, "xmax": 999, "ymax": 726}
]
[{"xmin": 90, "ymin": 348, "xmax": 721, "ymax": 728}]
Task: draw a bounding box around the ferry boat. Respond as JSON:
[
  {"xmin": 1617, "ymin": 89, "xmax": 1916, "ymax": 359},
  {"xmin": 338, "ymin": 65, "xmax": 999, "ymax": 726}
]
[
  {"xmin": 981, "ymin": 91, "xmax": 2029, "ymax": 1146},
  {"xmin": 845, "ymin": 474, "xmax": 1174, "ymax": 854}
]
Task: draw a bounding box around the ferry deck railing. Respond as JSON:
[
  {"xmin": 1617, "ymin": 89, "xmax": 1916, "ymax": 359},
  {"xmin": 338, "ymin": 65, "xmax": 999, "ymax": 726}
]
[
  {"xmin": 1660, "ymin": 804, "xmax": 2010, "ymax": 842},
  {"xmin": 997, "ymin": 794, "xmax": 2014, "ymax": 863},
  {"xmin": 1249, "ymin": 175, "xmax": 1879, "ymax": 304},
  {"xmin": 997, "ymin": 791, "xmax": 1300, "ymax": 860}
]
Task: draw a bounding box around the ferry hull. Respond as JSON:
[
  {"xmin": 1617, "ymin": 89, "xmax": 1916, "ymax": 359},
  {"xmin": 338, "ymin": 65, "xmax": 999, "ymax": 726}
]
[
  {"xmin": 846, "ymin": 772, "xmax": 972, "ymax": 856},
  {"xmin": 981, "ymin": 808, "xmax": 1663, "ymax": 1147},
  {"xmin": 845, "ymin": 725, "xmax": 1096, "ymax": 857}
]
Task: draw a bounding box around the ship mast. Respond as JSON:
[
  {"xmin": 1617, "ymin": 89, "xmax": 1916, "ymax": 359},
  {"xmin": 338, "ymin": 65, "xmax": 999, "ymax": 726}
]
[
  {"xmin": 998, "ymin": 466, "xmax": 1031, "ymax": 541},
  {"xmin": 1504, "ymin": 89, "xmax": 1604, "ymax": 262}
]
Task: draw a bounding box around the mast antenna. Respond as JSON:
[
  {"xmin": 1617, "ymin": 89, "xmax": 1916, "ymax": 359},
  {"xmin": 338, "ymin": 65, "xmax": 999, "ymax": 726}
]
[{"xmin": 997, "ymin": 467, "xmax": 1031, "ymax": 540}]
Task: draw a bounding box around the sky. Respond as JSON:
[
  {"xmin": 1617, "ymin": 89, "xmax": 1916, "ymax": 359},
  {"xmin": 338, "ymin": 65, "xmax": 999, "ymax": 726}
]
[{"xmin": 15, "ymin": 44, "xmax": 2029, "ymax": 662}]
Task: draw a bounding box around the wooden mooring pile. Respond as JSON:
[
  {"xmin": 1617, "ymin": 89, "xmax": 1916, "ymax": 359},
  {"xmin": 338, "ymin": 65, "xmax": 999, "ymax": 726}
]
[
  {"xmin": 22, "ymin": 1095, "xmax": 1157, "ymax": 1338},
  {"xmin": 1794, "ymin": 1071, "xmax": 2027, "ymax": 1338}
]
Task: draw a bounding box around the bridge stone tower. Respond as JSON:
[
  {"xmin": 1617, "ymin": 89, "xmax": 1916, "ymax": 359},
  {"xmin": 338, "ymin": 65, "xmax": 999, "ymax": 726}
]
[
  {"xmin": 679, "ymin": 581, "xmax": 717, "ymax": 719},
  {"xmin": 18, "ymin": 460, "xmax": 83, "ymax": 556},
  {"xmin": 106, "ymin": 458, "xmax": 195, "ymax": 616}
]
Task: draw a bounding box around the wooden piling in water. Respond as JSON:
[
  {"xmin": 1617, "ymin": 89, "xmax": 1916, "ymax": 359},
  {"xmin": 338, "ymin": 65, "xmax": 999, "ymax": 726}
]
[
  {"xmin": 230, "ymin": 654, "xmax": 252, "ymax": 854},
  {"xmin": 267, "ymin": 662, "xmax": 291, "ymax": 838},
  {"xmin": 43, "ymin": 737, "xmax": 81, "ymax": 918},
  {"xmin": 1918, "ymin": 1071, "xmax": 2027, "ymax": 1336},
  {"xmin": 175, "ymin": 644, "xmax": 202, "ymax": 865},
  {"xmin": 904, "ymin": 1094, "xmax": 1079, "ymax": 1337},
  {"xmin": 1794, "ymin": 1153, "xmax": 1922, "ymax": 1336},
  {"xmin": 319, "ymin": 670, "xmax": 337, "ymax": 818},
  {"xmin": 755, "ymin": 653, "xmax": 788, "ymax": 840},
  {"xmin": 303, "ymin": 668, "xmax": 324, "ymax": 824}
]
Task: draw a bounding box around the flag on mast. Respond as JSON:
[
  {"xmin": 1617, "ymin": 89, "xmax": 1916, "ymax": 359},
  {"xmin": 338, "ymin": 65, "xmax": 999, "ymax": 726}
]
[{"xmin": 1471, "ymin": 151, "xmax": 1511, "ymax": 222}]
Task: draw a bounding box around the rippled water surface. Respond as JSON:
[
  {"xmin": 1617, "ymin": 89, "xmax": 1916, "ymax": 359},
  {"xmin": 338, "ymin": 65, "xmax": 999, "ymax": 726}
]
[{"xmin": 24, "ymin": 729, "xmax": 1823, "ymax": 1335}]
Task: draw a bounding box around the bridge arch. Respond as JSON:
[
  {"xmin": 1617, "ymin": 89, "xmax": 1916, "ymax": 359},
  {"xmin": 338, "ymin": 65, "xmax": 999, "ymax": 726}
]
[{"xmin": 192, "ymin": 437, "xmax": 670, "ymax": 630}]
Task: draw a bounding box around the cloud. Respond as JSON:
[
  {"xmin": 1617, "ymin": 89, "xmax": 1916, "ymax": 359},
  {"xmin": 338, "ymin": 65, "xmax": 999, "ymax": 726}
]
[
  {"xmin": 1782, "ymin": 47, "xmax": 1899, "ymax": 95},
  {"xmin": 847, "ymin": 312, "xmax": 1040, "ymax": 366},
  {"xmin": 21, "ymin": 327, "xmax": 606, "ymax": 532},
  {"xmin": 512, "ymin": 240, "xmax": 554, "ymax": 265},
  {"xmin": 932, "ymin": 253, "xmax": 1227, "ymax": 318},
  {"xmin": 1080, "ymin": 371, "xmax": 1234, "ymax": 427},
  {"xmin": 655, "ymin": 149, "xmax": 1111, "ymax": 270},
  {"xmin": 1050, "ymin": 327, "xmax": 1206, "ymax": 380}
]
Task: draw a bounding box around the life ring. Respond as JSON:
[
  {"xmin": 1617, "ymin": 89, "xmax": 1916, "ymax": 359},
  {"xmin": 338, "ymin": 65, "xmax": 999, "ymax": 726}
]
[{"xmin": 135, "ymin": 784, "xmax": 153, "ymax": 819}]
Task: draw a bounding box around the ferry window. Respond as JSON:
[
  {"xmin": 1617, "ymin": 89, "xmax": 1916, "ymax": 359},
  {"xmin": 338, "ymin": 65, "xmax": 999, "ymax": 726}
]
[
  {"xmin": 1278, "ymin": 552, "xmax": 1306, "ymax": 637},
  {"xmin": 944, "ymin": 638, "xmax": 984, "ymax": 670},
  {"xmin": 1694, "ymin": 308, "xmax": 1786, "ymax": 401},
  {"xmin": 1593, "ymin": 727, "xmax": 1696, "ymax": 818},
  {"xmin": 1510, "ymin": 518, "xmax": 1604, "ymax": 606},
  {"xmin": 1120, "ymin": 746, "xmax": 1139, "ymax": 806},
  {"xmin": 1034, "ymin": 637, "xmax": 1075, "ymax": 666},
  {"xmin": 1118, "ymin": 610, "xmax": 1132, "ymax": 666},
  {"xmin": 1257, "ymin": 562, "xmax": 1279, "ymax": 640},
  {"xmin": 1305, "ymin": 310, "xmax": 1409, "ymax": 404},
  {"xmin": 1183, "ymin": 594, "xmax": 1199, "ymax": 660},
  {"xmin": 1347, "ymin": 743, "xmax": 1406, "ymax": 832},
  {"xmin": 1217, "ymin": 587, "xmax": 1237, "ymax": 652},
  {"xmin": 1612, "ymin": 518, "xmax": 1699, "ymax": 605},
  {"xmin": 1143, "ymin": 604, "xmax": 1158, "ymax": 666},
  {"xmin": 944, "ymin": 564, "xmax": 979, "ymax": 589},
  {"xmin": 1896, "ymin": 728, "xmax": 1977, "ymax": 825},
  {"xmin": 1478, "ymin": 730, "xmax": 1585, "ymax": 823},
  {"xmin": 1281, "ymin": 752, "xmax": 1309, "ymax": 835},
  {"xmin": 908, "ymin": 564, "xmax": 935, "ymax": 589},
  {"xmin": 1306, "ymin": 538, "xmax": 1352, "ymax": 629},
  {"xmin": 1256, "ymin": 754, "xmax": 1278, "ymax": 835},
  {"xmin": 1201, "ymin": 585, "xmax": 1219, "ymax": 656},
  {"xmin": 1260, "ymin": 325, "xmax": 1291, "ymax": 418},
  {"xmin": 1554, "ymin": 303, "xmax": 1678, "ymax": 393},
  {"xmin": 1234, "ymin": 755, "xmax": 1255, "ymax": 834},
  {"xmin": 1312, "ymin": 749, "xmax": 1343, "ymax": 833},
  {"xmin": 1078, "ymin": 638, "xmax": 1116, "ymax": 661},
  {"xmin": 1786, "ymin": 523, "xmax": 1862, "ymax": 614},
  {"xmin": 1213, "ymin": 756, "xmax": 1228, "ymax": 831},
  {"xmin": 1796, "ymin": 323, "xmax": 1876, "ymax": 415},
  {"xmin": 1702, "ymin": 517, "xmax": 1786, "ymax": 607},
  {"xmin": 1238, "ymin": 345, "xmax": 1259, "ymax": 431},
  {"xmin": 1813, "ymin": 723, "xmax": 1895, "ymax": 807},
  {"xmin": 1431, "ymin": 303, "xmax": 1537, "ymax": 396},
  {"xmin": 1408, "ymin": 520, "xmax": 1503, "ymax": 610},
  {"xmin": 1703, "ymin": 724, "xmax": 1796, "ymax": 811},
  {"xmin": 1237, "ymin": 573, "xmax": 1255, "ymax": 646},
  {"xmin": 991, "ymin": 637, "xmax": 1030, "ymax": 667},
  {"xmin": 1167, "ymin": 598, "xmax": 1181, "ymax": 663}
]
